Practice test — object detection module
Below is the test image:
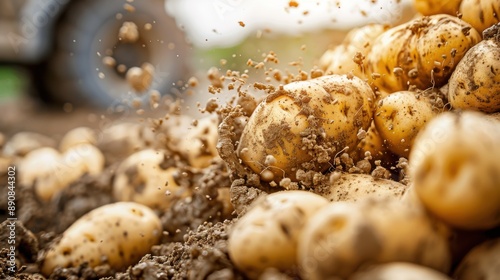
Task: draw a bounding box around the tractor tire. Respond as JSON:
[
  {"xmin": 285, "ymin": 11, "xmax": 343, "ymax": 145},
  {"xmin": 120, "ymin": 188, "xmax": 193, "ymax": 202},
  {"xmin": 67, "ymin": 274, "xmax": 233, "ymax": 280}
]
[{"xmin": 43, "ymin": 0, "xmax": 189, "ymax": 108}]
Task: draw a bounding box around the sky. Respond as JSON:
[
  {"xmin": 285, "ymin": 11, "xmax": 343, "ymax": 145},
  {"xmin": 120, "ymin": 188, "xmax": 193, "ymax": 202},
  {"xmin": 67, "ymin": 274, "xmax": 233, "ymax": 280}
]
[{"xmin": 166, "ymin": 0, "xmax": 412, "ymax": 48}]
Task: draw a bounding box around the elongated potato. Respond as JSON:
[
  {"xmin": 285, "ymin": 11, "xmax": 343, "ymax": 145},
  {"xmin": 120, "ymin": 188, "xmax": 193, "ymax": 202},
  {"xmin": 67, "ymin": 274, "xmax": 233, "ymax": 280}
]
[
  {"xmin": 228, "ymin": 191, "xmax": 329, "ymax": 278},
  {"xmin": 320, "ymin": 24, "xmax": 388, "ymax": 78},
  {"xmin": 237, "ymin": 75, "xmax": 374, "ymax": 182},
  {"xmin": 448, "ymin": 23, "xmax": 500, "ymax": 113},
  {"xmin": 460, "ymin": 0, "xmax": 500, "ymax": 33},
  {"xmin": 366, "ymin": 14, "xmax": 481, "ymax": 93},
  {"xmin": 374, "ymin": 91, "xmax": 438, "ymax": 157},
  {"xmin": 409, "ymin": 111, "xmax": 500, "ymax": 229},
  {"xmin": 351, "ymin": 262, "xmax": 452, "ymax": 280},
  {"xmin": 413, "ymin": 0, "xmax": 462, "ymax": 16},
  {"xmin": 323, "ymin": 173, "xmax": 408, "ymax": 202},
  {"xmin": 298, "ymin": 198, "xmax": 451, "ymax": 280},
  {"xmin": 454, "ymin": 238, "xmax": 500, "ymax": 280},
  {"xmin": 41, "ymin": 202, "xmax": 162, "ymax": 276}
]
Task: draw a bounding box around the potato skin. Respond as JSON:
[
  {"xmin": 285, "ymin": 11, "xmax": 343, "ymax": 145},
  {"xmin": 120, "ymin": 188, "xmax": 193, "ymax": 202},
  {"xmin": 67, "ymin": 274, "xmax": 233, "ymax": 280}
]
[
  {"xmin": 366, "ymin": 14, "xmax": 481, "ymax": 93},
  {"xmin": 454, "ymin": 238, "xmax": 500, "ymax": 280},
  {"xmin": 324, "ymin": 173, "xmax": 408, "ymax": 202},
  {"xmin": 459, "ymin": 0, "xmax": 500, "ymax": 33},
  {"xmin": 448, "ymin": 23, "xmax": 500, "ymax": 113},
  {"xmin": 409, "ymin": 111, "xmax": 500, "ymax": 229},
  {"xmin": 41, "ymin": 202, "xmax": 162, "ymax": 276},
  {"xmin": 374, "ymin": 91, "xmax": 438, "ymax": 157},
  {"xmin": 237, "ymin": 75, "xmax": 374, "ymax": 182},
  {"xmin": 350, "ymin": 262, "xmax": 452, "ymax": 280},
  {"xmin": 228, "ymin": 191, "xmax": 328, "ymax": 278},
  {"xmin": 298, "ymin": 198, "xmax": 451, "ymax": 280}
]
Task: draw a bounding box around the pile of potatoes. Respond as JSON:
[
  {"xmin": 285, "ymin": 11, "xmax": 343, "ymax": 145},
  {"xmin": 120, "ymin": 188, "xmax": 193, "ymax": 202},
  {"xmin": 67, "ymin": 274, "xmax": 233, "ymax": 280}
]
[{"xmin": 227, "ymin": 0, "xmax": 500, "ymax": 279}]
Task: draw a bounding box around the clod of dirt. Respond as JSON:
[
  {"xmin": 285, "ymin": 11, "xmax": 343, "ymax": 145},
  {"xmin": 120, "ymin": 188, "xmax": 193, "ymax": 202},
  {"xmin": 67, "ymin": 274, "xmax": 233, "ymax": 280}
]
[
  {"xmin": 118, "ymin": 21, "xmax": 139, "ymax": 43},
  {"xmin": 0, "ymin": 221, "xmax": 39, "ymax": 276},
  {"xmin": 126, "ymin": 63, "xmax": 155, "ymax": 93}
]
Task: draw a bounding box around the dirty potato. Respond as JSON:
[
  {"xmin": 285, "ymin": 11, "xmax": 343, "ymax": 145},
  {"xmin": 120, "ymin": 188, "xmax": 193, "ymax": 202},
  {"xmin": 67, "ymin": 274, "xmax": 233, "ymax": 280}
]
[
  {"xmin": 177, "ymin": 116, "xmax": 219, "ymax": 168},
  {"xmin": 298, "ymin": 198, "xmax": 451, "ymax": 280},
  {"xmin": 409, "ymin": 111, "xmax": 500, "ymax": 229},
  {"xmin": 374, "ymin": 91, "xmax": 438, "ymax": 158},
  {"xmin": 228, "ymin": 191, "xmax": 328, "ymax": 278},
  {"xmin": 59, "ymin": 126, "xmax": 97, "ymax": 153},
  {"xmin": 320, "ymin": 24, "xmax": 388, "ymax": 78},
  {"xmin": 41, "ymin": 202, "xmax": 162, "ymax": 276},
  {"xmin": 460, "ymin": 0, "xmax": 500, "ymax": 33},
  {"xmin": 448, "ymin": 23, "xmax": 500, "ymax": 113},
  {"xmin": 237, "ymin": 75, "xmax": 375, "ymax": 182},
  {"xmin": 351, "ymin": 262, "xmax": 452, "ymax": 280},
  {"xmin": 366, "ymin": 14, "xmax": 481, "ymax": 93},
  {"xmin": 324, "ymin": 173, "xmax": 408, "ymax": 202},
  {"xmin": 454, "ymin": 238, "xmax": 500, "ymax": 280},
  {"xmin": 113, "ymin": 149, "xmax": 188, "ymax": 210}
]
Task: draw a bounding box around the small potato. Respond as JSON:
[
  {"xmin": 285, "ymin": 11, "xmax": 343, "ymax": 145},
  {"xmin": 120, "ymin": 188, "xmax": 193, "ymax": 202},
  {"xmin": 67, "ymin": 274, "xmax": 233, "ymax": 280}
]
[
  {"xmin": 61, "ymin": 144, "xmax": 104, "ymax": 177},
  {"xmin": 324, "ymin": 173, "xmax": 408, "ymax": 202},
  {"xmin": 178, "ymin": 117, "xmax": 219, "ymax": 168},
  {"xmin": 18, "ymin": 147, "xmax": 62, "ymax": 187},
  {"xmin": 59, "ymin": 127, "xmax": 97, "ymax": 153},
  {"xmin": 298, "ymin": 198, "xmax": 451, "ymax": 280},
  {"xmin": 113, "ymin": 149, "xmax": 188, "ymax": 210},
  {"xmin": 366, "ymin": 14, "xmax": 481, "ymax": 93},
  {"xmin": 413, "ymin": 0, "xmax": 461, "ymax": 16},
  {"xmin": 460, "ymin": 0, "xmax": 500, "ymax": 33},
  {"xmin": 228, "ymin": 191, "xmax": 329, "ymax": 278},
  {"xmin": 374, "ymin": 91, "xmax": 438, "ymax": 158},
  {"xmin": 454, "ymin": 238, "xmax": 500, "ymax": 280},
  {"xmin": 2, "ymin": 132, "xmax": 55, "ymax": 157},
  {"xmin": 448, "ymin": 23, "xmax": 500, "ymax": 113},
  {"xmin": 41, "ymin": 202, "xmax": 162, "ymax": 276},
  {"xmin": 237, "ymin": 75, "xmax": 374, "ymax": 182},
  {"xmin": 409, "ymin": 111, "xmax": 500, "ymax": 229},
  {"xmin": 350, "ymin": 262, "xmax": 452, "ymax": 280}
]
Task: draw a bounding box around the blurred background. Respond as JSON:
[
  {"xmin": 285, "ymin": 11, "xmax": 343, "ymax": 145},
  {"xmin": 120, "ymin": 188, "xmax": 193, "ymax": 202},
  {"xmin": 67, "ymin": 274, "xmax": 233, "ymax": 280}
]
[{"xmin": 0, "ymin": 0, "xmax": 413, "ymax": 137}]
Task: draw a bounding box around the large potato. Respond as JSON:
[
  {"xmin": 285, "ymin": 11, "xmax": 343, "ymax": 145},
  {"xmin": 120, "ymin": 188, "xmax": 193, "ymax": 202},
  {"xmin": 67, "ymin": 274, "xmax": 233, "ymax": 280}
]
[
  {"xmin": 448, "ymin": 23, "xmax": 500, "ymax": 113},
  {"xmin": 41, "ymin": 202, "xmax": 162, "ymax": 276},
  {"xmin": 237, "ymin": 75, "xmax": 374, "ymax": 182},
  {"xmin": 351, "ymin": 262, "xmax": 452, "ymax": 280},
  {"xmin": 374, "ymin": 91, "xmax": 438, "ymax": 157},
  {"xmin": 113, "ymin": 149, "xmax": 188, "ymax": 210},
  {"xmin": 454, "ymin": 238, "xmax": 500, "ymax": 280},
  {"xmin": 298, "ymin": 198, "xmax": 451, "ymax": 280},
  {"xmin": 409, "ymin": 111, "xmax": 500, "ymax": 229},
  {"xmin": 323, "ymin": 173, "xmax": 408, "ymax": 202},
  {"xmin": 460, "ymin": 0, "xmax": 500, "ymax": 33},
  {"xmin": 228, "ymin": 191, "xmax": 328, "ymax": 278},
  {"xmin": 366, "ymin": 14, "xmax": 481, "ymax": 93}
]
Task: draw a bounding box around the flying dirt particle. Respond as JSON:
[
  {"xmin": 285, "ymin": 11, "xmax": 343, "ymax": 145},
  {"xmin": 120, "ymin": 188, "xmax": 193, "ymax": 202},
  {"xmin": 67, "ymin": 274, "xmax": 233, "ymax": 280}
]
[
  {"xmin": 123, "ymin": 3, "xmax": 135, "ymax": 12},
  {"xmin": 289, "ymin": 1, "xmax": 299, "ymax": 8},
  {"xmin": 144, "ymin": 23, "xmax": 152, "ymax": 31},
  {"xmin": 119, "ymin": 22, "xmax": 139, "ymax": 43},
  {"xmin": 102, "ymin": 56, "xmax": 116, "ymax": 67},
  {"xmin": 238, "ymin": 21, "xmax": 245, "ymax": 27}
]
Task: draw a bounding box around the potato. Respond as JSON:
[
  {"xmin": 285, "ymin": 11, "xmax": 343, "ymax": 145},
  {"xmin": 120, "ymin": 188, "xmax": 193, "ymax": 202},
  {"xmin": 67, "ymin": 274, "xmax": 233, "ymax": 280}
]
[
  {"xmin": 320, "ymin": 24, "xmax": 388, "ymax": 78},
  {"xmin": 323, "ymin": 173, "xmax": 408, "ymax": 202},
  {"xmin": 41, "ymin": 202, "xmax": 162, "ymax": 276},
  {"xmin": 409, "ymin": 111, "xmax": 500, "ymax": 229},
  {"xmin": 413, "ymin": 0, "xmax": 462, "ymax": 16},
  {"xmin": 374, "ymin": 91, "xmax": 438, "ymax": 157},
  {"xmin": 59, "ymin": 126, "xmax": 97, "ymax": 153},
  {"xmin": 366, "ymin": 14, "xmax": 481, "ymax": 93},
  {"xmin": 460, "ymin": 0, "xmax": 500, "ymax": 33},
  {"xmin": 228, "ymin": 191, "xmax": 329, "ymax": 278},
  {"xmin": 448, "ymin": 23, "xmax": 500, "ymax": 113},
  {"xmin": 19, "ymin": 144, "xmax": 104, "ymax": 201},
  {"xmin": 454, "ymin": 238, "xmax": 500, "ymax": 280},
  {"xmin": 350, "ymin": 262, "xmax": 452, "ymax": 280},
  {"xmin": 356, "ymin": 122, "xmax": 398, "ymax": 166},
  {"xmin": 177, "ymin": 116, "xmax": 219, "ymax": 168},
  {"xmin": 2, "ymin": 132, "xmax": 55, "ymax": 157},
  {"xmin": 113, "ymin": 149, "xmax": 188, "ymax": 210},
  {"xmin": 298, "ymin": 198, "xmax": 451, "ymax": 280},
  {"xmin": 237, "ymin": 75, "xmax": 375, "ymax": 182}
]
